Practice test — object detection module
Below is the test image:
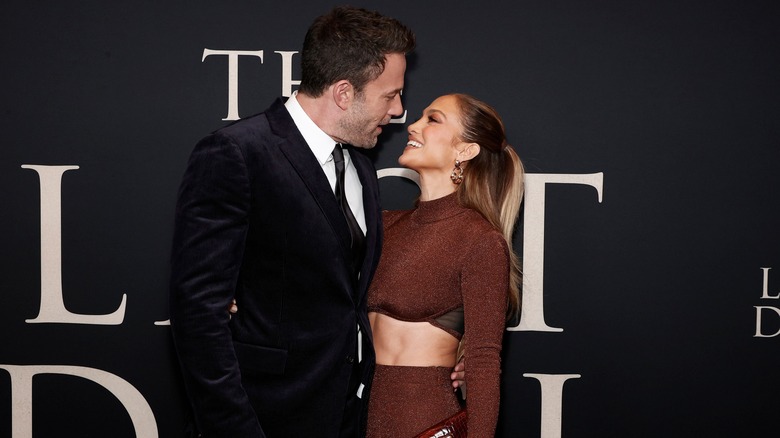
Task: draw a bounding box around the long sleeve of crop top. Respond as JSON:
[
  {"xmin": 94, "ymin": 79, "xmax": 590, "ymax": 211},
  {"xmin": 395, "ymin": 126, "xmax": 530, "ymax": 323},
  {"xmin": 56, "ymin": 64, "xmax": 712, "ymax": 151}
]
[{"xmin": 460, "ymin": 229, "xmax": 510, "ymax": 436}]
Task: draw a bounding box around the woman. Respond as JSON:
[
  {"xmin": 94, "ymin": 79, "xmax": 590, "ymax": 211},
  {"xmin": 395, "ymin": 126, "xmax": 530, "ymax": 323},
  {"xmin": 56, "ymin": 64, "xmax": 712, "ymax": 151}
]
[{"xmin": 366, "ymin": 93, "xmax": 524, "ymax": 437}]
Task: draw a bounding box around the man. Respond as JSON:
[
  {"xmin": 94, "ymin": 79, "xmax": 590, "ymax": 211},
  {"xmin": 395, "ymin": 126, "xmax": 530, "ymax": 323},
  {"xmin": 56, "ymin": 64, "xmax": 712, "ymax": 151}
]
[{"xmin": 170, "ymin": 7, "xmax": 414, "ymax": 437}]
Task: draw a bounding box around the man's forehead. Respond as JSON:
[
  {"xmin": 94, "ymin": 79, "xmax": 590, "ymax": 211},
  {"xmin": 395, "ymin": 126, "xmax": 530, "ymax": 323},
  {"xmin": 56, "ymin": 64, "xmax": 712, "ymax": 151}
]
[{"xmin": 367, "ymin": 55, "xmax": 406, "ymax": 91}]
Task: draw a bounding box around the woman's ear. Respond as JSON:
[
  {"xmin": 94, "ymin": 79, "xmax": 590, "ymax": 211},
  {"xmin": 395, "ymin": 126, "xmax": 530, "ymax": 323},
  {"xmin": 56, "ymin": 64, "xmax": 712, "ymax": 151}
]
[
  {"xmin": 458, "ymin": 142, "xmax": 481, "ymax": 162},
  {"xmin": 331, "ymin": 80, "xmax": 353, "ymax": 111}
]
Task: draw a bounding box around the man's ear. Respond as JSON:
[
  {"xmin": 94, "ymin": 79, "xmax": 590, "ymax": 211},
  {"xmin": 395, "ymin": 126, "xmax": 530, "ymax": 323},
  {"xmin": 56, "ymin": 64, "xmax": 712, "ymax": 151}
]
[
  {"xmin": 331, "ymin": 80, "xmax": 354, "ymax": 111},
  {"xmin": 458, "ymin": 142, "xmax": 481, "ymax": 162}
]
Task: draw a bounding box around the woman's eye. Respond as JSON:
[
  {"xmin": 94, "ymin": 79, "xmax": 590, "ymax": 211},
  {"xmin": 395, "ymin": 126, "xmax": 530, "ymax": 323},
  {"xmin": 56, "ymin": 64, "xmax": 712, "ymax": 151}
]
[{"xmin": 427, "ymin": 116, "xmax": 438, "ymax": 123}]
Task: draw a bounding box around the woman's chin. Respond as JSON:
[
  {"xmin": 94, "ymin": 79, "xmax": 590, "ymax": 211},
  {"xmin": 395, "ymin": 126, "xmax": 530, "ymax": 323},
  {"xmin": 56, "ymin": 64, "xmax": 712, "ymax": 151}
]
[{"xmin": 398, "ymin": 157, "xmax": 417, "ymax": 170}]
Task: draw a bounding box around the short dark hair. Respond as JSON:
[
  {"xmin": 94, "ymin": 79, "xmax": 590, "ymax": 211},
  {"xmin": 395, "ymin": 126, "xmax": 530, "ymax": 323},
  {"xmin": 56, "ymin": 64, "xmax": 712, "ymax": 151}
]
[{"xmin": 298, "ymin": 6, "xmax": 415, "ymax": 97}]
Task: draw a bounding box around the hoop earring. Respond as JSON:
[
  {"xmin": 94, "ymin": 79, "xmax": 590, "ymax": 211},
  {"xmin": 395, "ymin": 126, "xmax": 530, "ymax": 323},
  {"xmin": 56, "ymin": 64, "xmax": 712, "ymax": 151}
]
[{"xmin": 450, "ymin": 160, "xmax": 463, "ymax": 184}]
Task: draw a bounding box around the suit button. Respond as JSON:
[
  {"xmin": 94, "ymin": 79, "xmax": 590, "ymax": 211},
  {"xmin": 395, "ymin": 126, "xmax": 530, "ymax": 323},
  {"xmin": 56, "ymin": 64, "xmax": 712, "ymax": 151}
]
[{"xmin": 346, "ymin": 355, "xmax": 354, "ymax": 364}]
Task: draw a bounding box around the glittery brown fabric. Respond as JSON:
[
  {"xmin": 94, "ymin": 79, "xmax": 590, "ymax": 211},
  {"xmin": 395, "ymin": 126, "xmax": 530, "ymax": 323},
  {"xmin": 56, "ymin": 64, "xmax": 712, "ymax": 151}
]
[
  {"xmin": 367, "ymin": 193, "xmax": 510, "ymax": 437},
  {"xmin": 366, "ymin": 365, "xmax": 461, "ymax": 438}
]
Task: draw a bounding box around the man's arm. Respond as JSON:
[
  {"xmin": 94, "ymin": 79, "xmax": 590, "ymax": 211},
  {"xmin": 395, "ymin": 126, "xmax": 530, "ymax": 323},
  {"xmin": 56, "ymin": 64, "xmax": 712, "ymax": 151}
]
[{"xmin": 170, "ymin": 132, "xmax": 264, "ymax": 437}]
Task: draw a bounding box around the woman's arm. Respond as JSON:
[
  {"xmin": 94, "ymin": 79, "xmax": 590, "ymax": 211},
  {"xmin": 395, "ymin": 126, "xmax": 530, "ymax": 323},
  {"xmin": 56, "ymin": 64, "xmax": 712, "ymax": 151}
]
[{"xmin": 460, "ymin": 231, "xmax": 511, "ymax": 436}]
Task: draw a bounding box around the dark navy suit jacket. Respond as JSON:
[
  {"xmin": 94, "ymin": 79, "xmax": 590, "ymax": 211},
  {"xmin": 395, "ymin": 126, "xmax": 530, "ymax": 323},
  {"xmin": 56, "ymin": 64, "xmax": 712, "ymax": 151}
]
[{"xmin": 170, "ymin": 98, "xmax": 381, "ymax": 437}]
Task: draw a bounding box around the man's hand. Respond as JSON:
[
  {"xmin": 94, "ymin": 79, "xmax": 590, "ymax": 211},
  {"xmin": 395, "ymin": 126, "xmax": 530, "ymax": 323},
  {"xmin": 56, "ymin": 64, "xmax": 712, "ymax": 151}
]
[
  {"xmin": 228, "ymin": 299, "xmax": 237, "ymax": 319},
  {"xmin": 450, "ymin": 359, "xmax": 466, "ymax": 399}
]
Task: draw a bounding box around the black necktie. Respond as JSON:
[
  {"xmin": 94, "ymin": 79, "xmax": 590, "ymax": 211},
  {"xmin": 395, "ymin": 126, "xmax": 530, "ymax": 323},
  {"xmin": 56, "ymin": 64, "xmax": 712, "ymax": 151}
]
[{"xmin": 332, "ymin": 144, "xmax": 366, "ymax": 274}]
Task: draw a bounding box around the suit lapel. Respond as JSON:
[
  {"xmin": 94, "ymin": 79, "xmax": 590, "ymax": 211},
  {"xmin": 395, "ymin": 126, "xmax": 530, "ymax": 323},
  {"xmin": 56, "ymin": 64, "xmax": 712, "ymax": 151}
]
[
  {"xmin": 352, "ymin": 149, "xmax": 380, "ymax": 297},
  {"xmin": 266, "ymin": 99, "xmax": 354, "ymax": 266}
]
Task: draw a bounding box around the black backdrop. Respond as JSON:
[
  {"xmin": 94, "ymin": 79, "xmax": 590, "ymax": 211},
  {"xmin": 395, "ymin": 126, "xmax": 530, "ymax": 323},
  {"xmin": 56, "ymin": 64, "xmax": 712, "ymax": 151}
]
[{"xmin": 2, "ymin": 1, "xmax": 779, "ymax": 436}]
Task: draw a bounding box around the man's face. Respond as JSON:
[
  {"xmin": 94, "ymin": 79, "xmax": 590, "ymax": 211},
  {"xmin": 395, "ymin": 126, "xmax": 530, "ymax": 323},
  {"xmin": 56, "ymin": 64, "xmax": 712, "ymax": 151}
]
[{"xmin": 338, "ymin": 53, "xmax": 406, "ymax": 149}]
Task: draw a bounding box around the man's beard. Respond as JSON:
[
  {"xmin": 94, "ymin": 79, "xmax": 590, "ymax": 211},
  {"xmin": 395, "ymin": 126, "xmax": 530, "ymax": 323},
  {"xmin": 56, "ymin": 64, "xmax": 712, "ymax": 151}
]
[{"xmin": 338, "ymin": 97, "xmax": 381, "ymax": 149}]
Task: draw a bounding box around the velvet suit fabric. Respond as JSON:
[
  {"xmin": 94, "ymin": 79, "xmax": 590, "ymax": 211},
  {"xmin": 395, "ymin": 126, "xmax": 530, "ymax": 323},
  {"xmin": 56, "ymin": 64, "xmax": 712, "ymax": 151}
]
[{"xmin": 170, "ymin": 98, "xmax": 382, "ymax": 437}]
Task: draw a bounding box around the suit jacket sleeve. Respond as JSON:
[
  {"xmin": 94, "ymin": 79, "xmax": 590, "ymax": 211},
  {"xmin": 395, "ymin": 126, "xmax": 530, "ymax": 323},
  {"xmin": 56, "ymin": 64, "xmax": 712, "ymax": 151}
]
[{"xmin": 170, "ymin": 131, "xmax": 264, "ymax": 437}]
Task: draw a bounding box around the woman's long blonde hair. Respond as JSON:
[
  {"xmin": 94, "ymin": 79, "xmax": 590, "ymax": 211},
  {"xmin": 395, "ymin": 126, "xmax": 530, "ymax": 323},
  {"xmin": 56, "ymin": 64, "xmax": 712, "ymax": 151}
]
[{"xmin": 452, "ymin": 93, "xmax": 524, "ymax": 320}]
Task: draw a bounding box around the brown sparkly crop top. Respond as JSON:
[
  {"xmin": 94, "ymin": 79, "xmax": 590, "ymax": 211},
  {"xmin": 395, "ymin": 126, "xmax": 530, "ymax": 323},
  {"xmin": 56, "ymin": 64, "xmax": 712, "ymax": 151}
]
[{"xmin": 367, "ymin": 193, "xmax": 510, "ymax": 436}]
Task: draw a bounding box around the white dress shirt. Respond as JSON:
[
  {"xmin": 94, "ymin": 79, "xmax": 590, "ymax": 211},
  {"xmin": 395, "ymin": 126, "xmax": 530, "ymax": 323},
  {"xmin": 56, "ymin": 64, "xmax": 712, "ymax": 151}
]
[{"xmin": 284, "ymin": 92, "xmax": 366, "ymax": 233}]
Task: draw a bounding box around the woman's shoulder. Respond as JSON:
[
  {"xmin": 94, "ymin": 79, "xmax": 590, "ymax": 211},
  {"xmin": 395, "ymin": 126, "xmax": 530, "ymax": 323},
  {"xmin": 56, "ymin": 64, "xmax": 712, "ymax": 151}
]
[
  {"xmin": 459, "ymin": 210, "xmax": 508, "ymax": 254},
  {"xmin": 382, "ymin": 209, "xmax": 411, "ymax": 226},
  {"xmin": 461, "ymin": 208, "xmax": 501, "ymax": 234}
]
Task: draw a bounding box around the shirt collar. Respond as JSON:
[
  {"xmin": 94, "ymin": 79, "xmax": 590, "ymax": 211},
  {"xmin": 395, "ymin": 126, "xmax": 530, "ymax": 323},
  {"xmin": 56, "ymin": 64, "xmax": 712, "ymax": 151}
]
[{"xmin": 284, "ymin": 91, "xmax": 343, "ymax": 166}]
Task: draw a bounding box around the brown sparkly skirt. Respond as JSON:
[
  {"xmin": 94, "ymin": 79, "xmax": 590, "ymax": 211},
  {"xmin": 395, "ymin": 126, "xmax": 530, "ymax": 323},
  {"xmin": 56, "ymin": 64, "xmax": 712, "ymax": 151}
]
[{"xmin": 366, "ymin": 364, "xmax": 462, "ymax": 438}]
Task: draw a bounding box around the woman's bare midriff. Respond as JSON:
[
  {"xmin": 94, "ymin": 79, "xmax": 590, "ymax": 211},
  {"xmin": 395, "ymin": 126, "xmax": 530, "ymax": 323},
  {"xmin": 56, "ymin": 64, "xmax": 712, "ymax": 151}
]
[{"xmin": 369, "ymin": 312, "xmax": 459, "ymax": 367}]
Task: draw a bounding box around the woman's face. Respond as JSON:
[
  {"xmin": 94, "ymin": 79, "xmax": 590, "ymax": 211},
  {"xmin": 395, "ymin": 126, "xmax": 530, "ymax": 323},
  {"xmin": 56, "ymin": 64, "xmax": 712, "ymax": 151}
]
[{"xmin": 399, "ymin": 95, "xmax": 464, "ymax": 174}]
